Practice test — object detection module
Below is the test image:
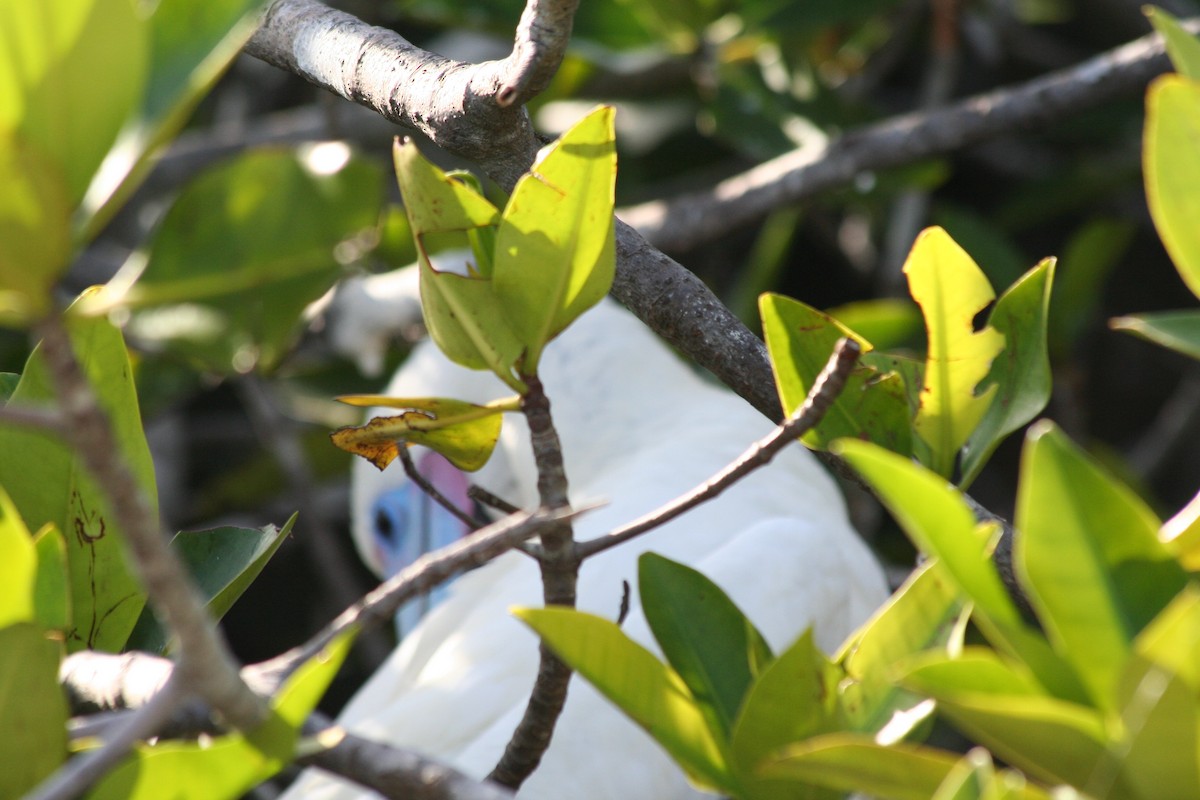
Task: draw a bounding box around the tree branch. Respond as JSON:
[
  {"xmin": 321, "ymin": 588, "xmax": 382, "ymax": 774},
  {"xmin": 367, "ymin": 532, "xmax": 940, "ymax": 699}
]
[
  {"xmin": 398, "ymin": 446, "xmax": 482, "ymax": 531},
  {"xmin": 486, "ymin": 375, "xmax": 577, "ymax": 790},
  {"xmin": 619, "ymin": 18, "xmax": 1199, "ymax": 251},
  {"xmin": 577, "ymin": 338, "xmax": 860, "ymax": 559},
  {"xmin": 496, "ymin": 0, "xmax": 580, "ymax": 107}
]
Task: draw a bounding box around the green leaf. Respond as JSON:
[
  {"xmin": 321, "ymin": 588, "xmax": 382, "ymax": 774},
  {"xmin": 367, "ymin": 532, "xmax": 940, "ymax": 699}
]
[
  {"xmin": 902, "ymin": 655, "xmax": 1115, "ymax": 791},
  {"xmin": 0, "ymin": 486, "xmax": 35, "ymax": 628},
  {"xmin": 729, "ymin": 630, "xmax": 842, "ymax": 800},
  {"xmin": 0, "ymin": 623, "xmax": 67, "ymax": 797},
  {"xmin": 126, "ymin": 517, "xmax": 295, "ymax": 654},
  {"xmin": 0, "ymin": 302, "xmax": 154, "ymax": 652},
  {"xmin": 1135, "ymin": 584, "xmax": 1200, "ymax": 691},
  {"xmin": 80, "ymin": 0, "xmax": 266, "ymax": 237},
  {"xmin": 762, "ymin": 734, "xmax": 962, "ymax": 800},
  {"xmin": 1114, "ymin": 656, "xmax": 1200, "ymax": 799},
  {"xmin": 330, "ymin": 395, "xmax": 510, "ymax": 472},
  {"xmin": 515, "ymin": 606, "xmax": 733, "ymax": 792},
  {"xmin": 903, "ymin": 226, "xmax": 1005, "ymax": 477},
  {"xmin": 931, "ymin": 750, "xmax": 1046, "ymax": 800},
  {"xmin": 1148, "ymin": 7, "xmax": 1200, "ymax": 80},
  {"xmin": 87, "ymin": 628, "xmax": 356, "ymax": 800},
  {"xmin": 1016, "ymin": 421, "xmax": 1188, "ymax": 711},
  {"xmin": 638, "ymin": 552, "xmax": 771, "ymax": 739},
  {"xmin": 760, "ymin": 293, "xmax": 912, "ymax": 455},
  {"xmin": 960, "ymin": 258, "xmax": 1055, "ymax": 486},
  {"xmin": 88, "ymin": 146, "xmax": 383, "ymax": 374},
  {"xmin": 1162, "ymin": 491, "xmax": 1200, "ymax": 569},
  {"xmin": 32, "ymin": 524, "xmax": 70, "ymax": 634},
  {"xmin": 0, "ymin": 133, "xmax": 72, "ymax": 323},
  {"xmin": 833, "ymin": 438, "xmax": 1084, "ymax": 703},
  {"xmin": 837, "ymin": 560, "xmax": 963, "ymax": 736},
  {"xmin": 1144, "ymin": 75, "xmax": 1200, "ymax": 300},
  {"xmin": 0, "ymin": 0, "xmax": 146, "ymax": 207},
  {"xmin": 0, "ymin": 372, "xmax": 18, "ymax": 402},
  {"xmin": 1110, "ymin": 310, "xmax": 1200, "ymax": 361},
  {"xmin": 826, "ymin": 299, "xmax": 923, "ymax": 351},
  {"xmin": 493, "ymin": 105, "xmax": 617, "ymax": 370},
  {"xmin": 392, "ymin": 139, "xmax": 500, "ymax": 241}
]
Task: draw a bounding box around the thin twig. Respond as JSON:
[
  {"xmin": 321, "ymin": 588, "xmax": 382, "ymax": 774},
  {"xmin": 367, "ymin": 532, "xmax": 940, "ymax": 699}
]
[
  {"xmin": 577, "ymin": 338, "xmax": 861, "ymax": 559},
  {"xmin": 33, "ymin": 315, "xmax": 266, "ymax": 729},
  {"xmin": 487, "ymin": 375, "xmax": 577, "ymax": 790},
  {"xmin": 469, "ymin": 484, "xmax": 522, "ymax": 515},
  {"xmin": 619, "ymin": 18, "xmax": 1200, "ymax": 252},
  {"xmin": 254, "ymin": 504, "xmax": 583, "ymax": 690},
  {"xmin": 399, "ymin": 446, "xmax": 481, "ymax": 531}
]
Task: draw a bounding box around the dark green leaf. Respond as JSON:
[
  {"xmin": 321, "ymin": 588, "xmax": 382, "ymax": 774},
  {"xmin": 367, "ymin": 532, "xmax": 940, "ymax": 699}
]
[
  {"xmin": 1110, "ymin": 310, "xmax": 1200, "ymax": 361},
  {"xmin": 0, "ymin": 623, "xmax": 67, "ymax": 797}
]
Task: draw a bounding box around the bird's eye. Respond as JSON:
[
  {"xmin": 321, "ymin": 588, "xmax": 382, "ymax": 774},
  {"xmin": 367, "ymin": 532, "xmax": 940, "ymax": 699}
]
[{"xmin": 374, "ymin": 506, "xmax": 398, "ymax": 544}]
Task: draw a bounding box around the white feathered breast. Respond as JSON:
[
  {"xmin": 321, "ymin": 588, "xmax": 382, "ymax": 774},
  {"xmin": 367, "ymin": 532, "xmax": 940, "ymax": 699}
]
[{"xmin": 289, "ymin": 291, "xmax": 888, "ymax": 800}]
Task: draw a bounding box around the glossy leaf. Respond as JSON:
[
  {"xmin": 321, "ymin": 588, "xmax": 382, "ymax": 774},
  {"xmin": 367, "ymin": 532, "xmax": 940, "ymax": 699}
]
[
  {"xmin": 1114, "ymin": 656, "xmax": 1200, "ymax": 799},
  {"xmin": 836, "ymin": 560, "xmax": 963, "ymax": 736},
  {"xmin": 1144, "ymin": 75, "xmax": 1200, "ymax": 299},
  {"xmin": 0, "ymin": 0, "xmax": 146, "ymax": 207},
  {"xmin": 1134, "ymin": 585, "xmax": 1200, "ymax": 691},
  {"xmin": 515, "ymin": 606, "xmax": 733, "ymax": 792},
  {"xmin": 331, "ymin": 396, "xmax": 509, "ymax": 472},
  {"xmin": 960, "ymin": 258, "xmax": 1055, "ymax": 486},
  {"xmin": 32, "ymin": 524, "xmax": 70, "ymax": 634},
  {"xmin": 0, "ymin": 302, "xmax": 154, "ymax": 652},
  {"xmin": 493, "ymin": 105, "xmax": 617, "ymax": 370},
  {"xmin": 930, "ymin": 750, "xmax": 1043, "ymax": 800},
  {"xmin": 761, "ymin": 293, "xmax": 911, "ymax": 455},
  {"xmin": 903, "ymin": 226, "xmax": 1005, "ymax": 477},
  {"xmin": 0, "ymin": 623, "xmax": 67, "ymax": 797},
  {"xmin": 639, "ymin": 552, "xmax": 771, "ymax": 739},
  {"xmin": 86, "ymin": 628, "xmax": 356, "ymax": 800},
  {"xmin": 0, "ymin": 486, "xmax": 35, "ymax": 628},
  {"xmin": 762, "ymin": 734, "xmax": 961, "ymax": 800},
  {"xmin": 90, "ymin": 147, "xmax": 383, "ymax": 374},
  {"xmin": 834, "ymin": 438, "xmax": 1084, "ymax": 702},
  {"xmin": 81, "ymin": 0, "xmax": 266, "ymax": 237},
  {"xmin": 1161, "ymin": 490, "xmax": 1200, "ymax": 568},
  {"xmin": 902, "ymin": 656, "xmax": 1114, "ymax": 791},
  {"xmin": 729, "ymin": 630, "xmax": 841, "ymax": 800},
  {"xmin": 1149, "ymin": 7, "xmax": 1200, "ymax": 80},
  {"xmin": 0, "ymin": 134, "xmax": 72, "ymax": 323},
  {"xmin": 126, "ymin": 517, "xmax": 295, "ymax": 654},
  {"xmin": 1110, "ymin": 310, "xmax": 1200, "ymax": 361},
  {"xmin": 1016, "ymin": 421, "xmax": 1187, "ymax": 711}
]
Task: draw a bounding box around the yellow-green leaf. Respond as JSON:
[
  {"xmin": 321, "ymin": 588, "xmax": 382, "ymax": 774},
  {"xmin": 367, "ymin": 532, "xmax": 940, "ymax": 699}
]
[
  {"xmin": 1148, "ymin": 8, "xmax": 1200, "ymax": 80},
  {"xmin": 392, "ymin": 139, "xmax": 500, "ymax": 239},
  {"xmin": 32, "ymin": 524, "xmax": 70, "ymax": 634},
  {"xmin": 903, "ymin": 227, "xmax": 1005, "ymax": 477},
  {"xmin": 493, "ymin": 105, "xmax": 617, "ymax": 370},
  {"xmin": 515, "ymin": 606, "xmax": 734, "ymax": 793},
  {"xmin": 1145, "ymin": 75, "xmax": 1200, "ymax": 300},
  {"xmin": 331, "ymin": 396, "xmax": 509, "ymax": 472},
  {"xmin": 0, "ymin": 623, "xmax": 67, "ymax": 797},
  {"xmin": 0, "ymin": 486, "xmax": 36, "ymax": 628}
]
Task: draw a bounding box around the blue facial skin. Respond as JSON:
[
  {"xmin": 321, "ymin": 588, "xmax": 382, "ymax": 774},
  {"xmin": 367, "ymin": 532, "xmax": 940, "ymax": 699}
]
[{"xmin": 370, "ymin": 482, "xmax": 470, "ymax": 637}]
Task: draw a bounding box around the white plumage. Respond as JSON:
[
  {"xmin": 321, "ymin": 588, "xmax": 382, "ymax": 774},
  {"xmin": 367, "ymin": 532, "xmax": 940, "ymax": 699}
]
[{"xmin": 289, "ymin": 273, "xmax": 888, "ymax": 799}]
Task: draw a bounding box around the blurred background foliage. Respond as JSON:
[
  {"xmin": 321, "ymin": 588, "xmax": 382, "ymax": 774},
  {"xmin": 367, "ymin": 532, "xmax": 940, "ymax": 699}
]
[{"xmin": 13, "ymin": 0, "xmax": 1200, "ymax": 719}]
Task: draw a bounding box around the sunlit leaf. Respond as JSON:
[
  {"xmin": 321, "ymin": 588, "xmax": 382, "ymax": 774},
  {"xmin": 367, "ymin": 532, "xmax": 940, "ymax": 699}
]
[
  {"xmin": 0, "ymin": 486, "xmax": 35, "ymax": 628},
  {"xmin": 515, "ymin": 606, "xmax": 733, "ymax": 792},
  {"xmin": 0, "ymin": 134, "xmax": 72, "ymax": 324},
  {"xmin": 638, "ymin": 553, "xmax": 772, "ymax": 740},
  {"xmin": 87, "ymin": 628, "xmax": 356, "ymax": 800},
  {"xmin": 1016, "ymin": 421, "xmax": 1187, "ymax": 711},
  {"xmin": 80, "ymin": 0, "xmax": 266, "ymax": 238},
  {"xmin": 761, "ymin": 293, "xmax": 911, "ymax": 455},
  {"xmin": 833, "ymin": 438, "xmax": 1085, "ymax": 703},
  {"xmin": 1110, "ymin": 310, "xmax": 1200, "ymax": 361},
  {"xmin": 331, "ymin": 396, "xmax": 509, "ymax": 472},
  {"xmin": 902, "ymin": 655, "xmax": 1113, "ymax": 791},
  {"xmin": 1161, "ymin": 490, "xmax": 1200, "ymax": 569},
  {"xmin": 0, "ymin": 623, "xmax": 67, "ymax": 797},
  {"xmin": 729, "ymin": 630, "xmax": 841, "ymax": 800},
  {"xmin": 0, "ymin": 299, "xmax": 154, "ymax": 652},
  {"xmin": 826, "ymin": 298, "xmax": 923, "ymax": 350},
  {"xmin": 960, "ymin": 258, "xmax": 1055, "ymax": 486},
  {"xmin": 126, "ymin": 517, "xmax": 296, "ymax": 654},
  {"xmin": 493, "ymin": 105, "xmax": 617, "ymax": 370},
  {"xmin": 1144, "ymin": 75, "xmax": 1200, "ymax": 300},
  {"xmin": 837, "ymin": 560, "xmax": 963, "ymax": 737},
  {"xmin": 392, "ymin": 139, "xmax": 500, "ymax": 241},
  {"xmin": 87, "ymin": 147, "xmax": 383, "ymax": 374},
  {"xmin": 930, "ymin": 749, "xmax": 1043, "ymax": 800},
  {"xmin": 903, "ymin": 226, "xmax": 1005, "ymax": 477},
  {"xmin": 1114, "ymin": 656, "xmax": 1200, "ymax": 798},
  {"xmin": 1134, "ymin": 585, "xmax": 1200, "ymax": 691},
  {"xmin": 762, "ymin": 734, "xmax": 962, "ymax": 800},
  {"xmin": 1148, "ymin": 7, "xmax": 1200, "ymax": 80}
]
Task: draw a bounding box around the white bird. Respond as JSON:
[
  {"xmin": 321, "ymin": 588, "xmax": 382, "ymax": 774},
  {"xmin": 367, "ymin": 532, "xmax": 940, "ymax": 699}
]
[{"xmin": 287, "ymin": 266, "xmax": 889, "ymax": 799}]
